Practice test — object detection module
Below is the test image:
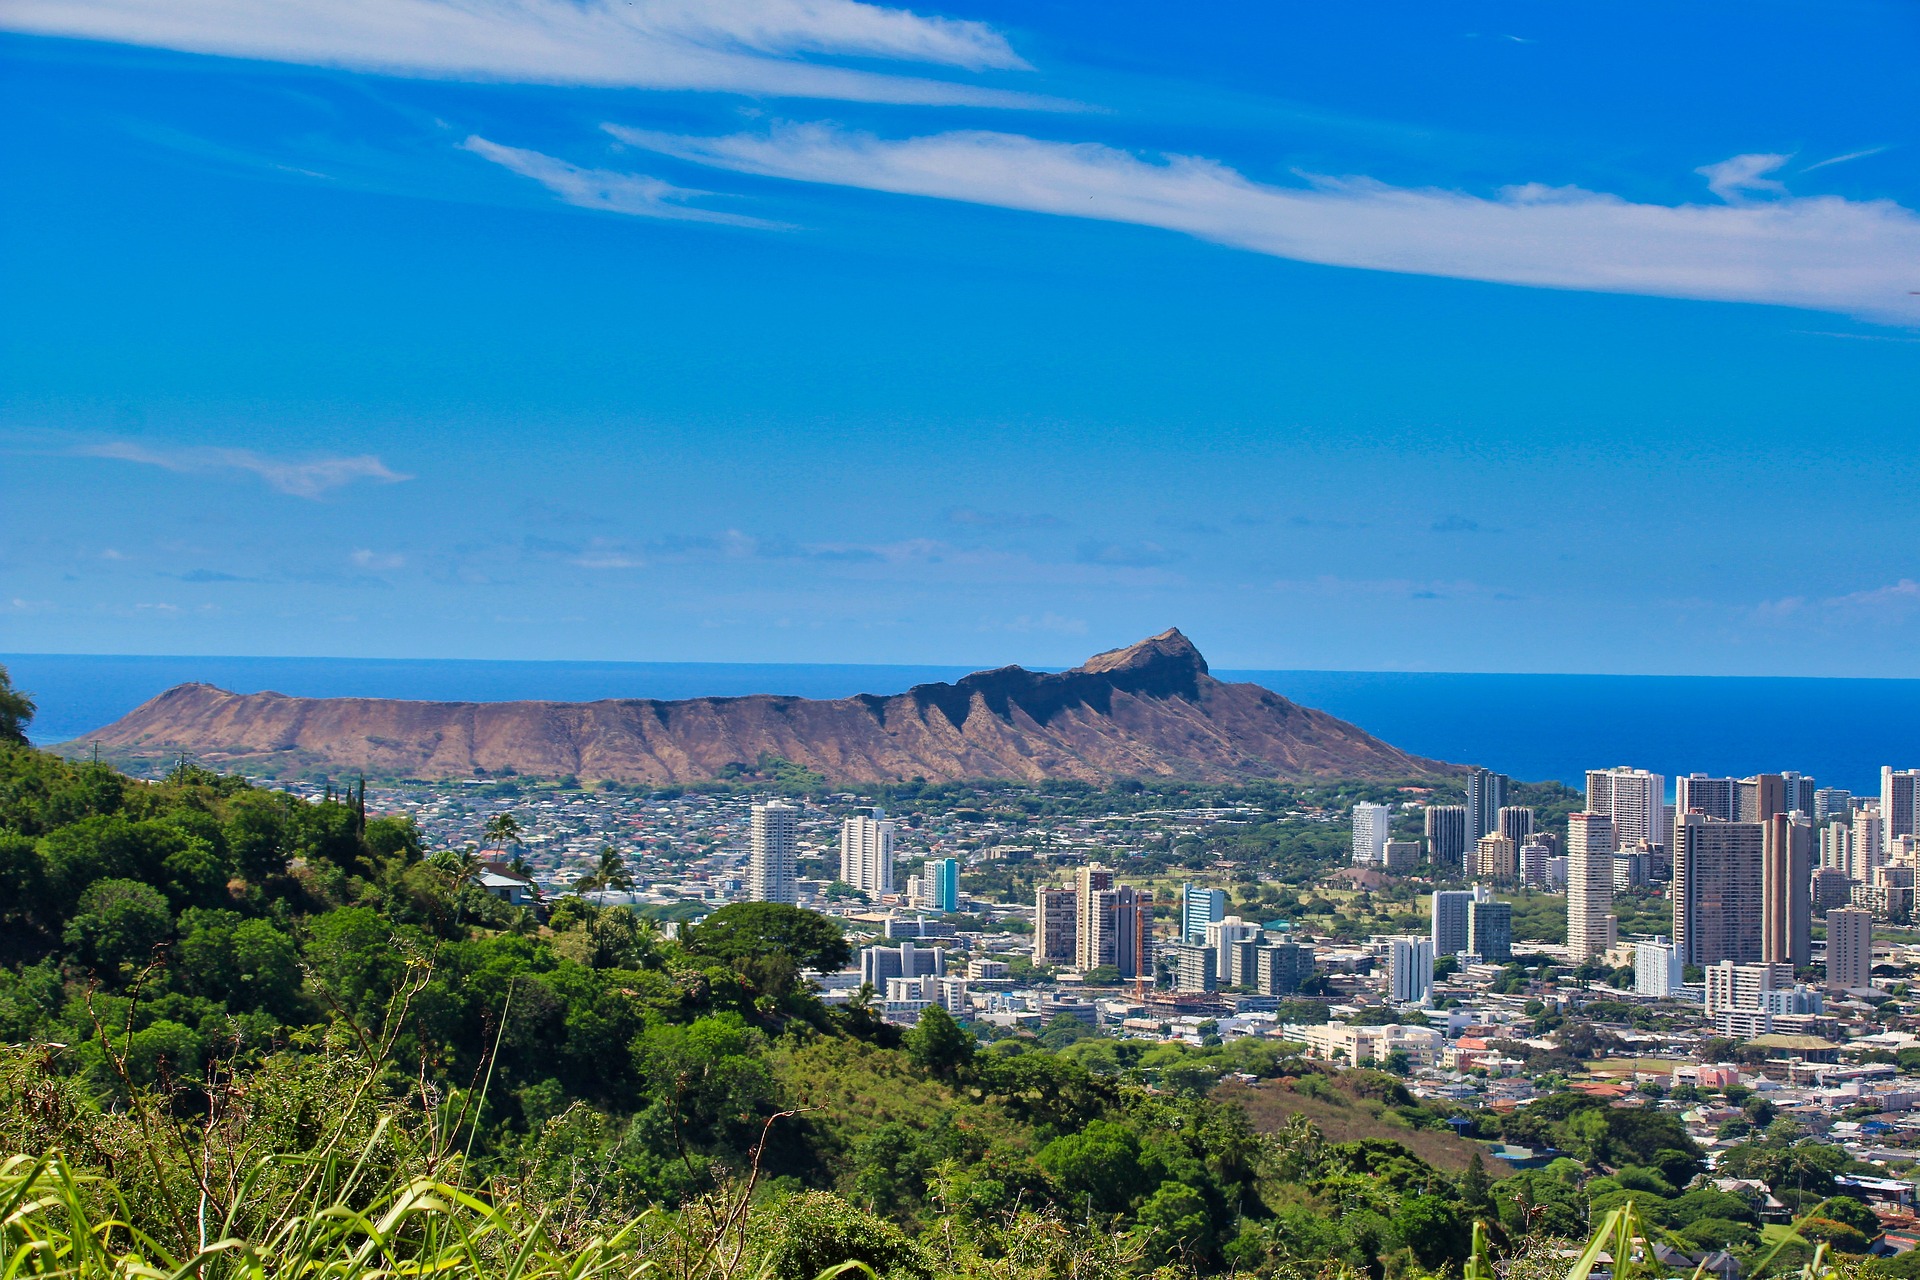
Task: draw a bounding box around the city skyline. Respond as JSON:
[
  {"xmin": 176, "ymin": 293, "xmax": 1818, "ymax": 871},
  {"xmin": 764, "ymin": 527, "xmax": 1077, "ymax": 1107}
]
[{"xmin": 4, "ymin": 3, "xmax": 1919, "ymax": 674}]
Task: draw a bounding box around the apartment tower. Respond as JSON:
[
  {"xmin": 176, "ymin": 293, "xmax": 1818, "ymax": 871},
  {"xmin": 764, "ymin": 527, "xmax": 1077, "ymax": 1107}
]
[
  {"xmin": 838, "ymin": 809, "xmax": 896, "ymax": 896},
  {"xmin": 1424, "ymin": 805, "xmax": 1469, "ymax": 871},
  {"xmin": 1567, "ymin": 812, "xmax": 1616, "ymax": 961},
  {"xmin": 748, "ymin": 800, "xmax": 800, "ymax": 905},
  {"xmin": 1761, "ymin": 813, "xmax": 1812, "ymax": 967},
  {"xmin": 1586, "ymin": 767, "xmax": 1664, "ymax": 850},
  {"xmin": 1674, "ymin": 812, "xmax": 1766, "ymax": 966},
  {"xmin": 1826, "ymin": 907, "xmax": 1873, "ymax": 991},
  {"xmin": 1351, "ymin": 803, "xmax": 1392, "ymax": 865},
  {"xmin": 1466, "ymin": 769, "xmax": 1510, "ymax": 841}
]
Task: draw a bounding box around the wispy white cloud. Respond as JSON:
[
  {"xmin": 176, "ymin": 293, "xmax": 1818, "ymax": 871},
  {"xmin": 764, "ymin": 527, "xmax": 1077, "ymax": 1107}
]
[
  {"xmin": 611, "ymin": 124, "xmax": 1920, "ymax": 322},
  {"xmin": 0, "ymin": 0, "xmax": 1037, "ymax": 106},
  {"xmin": 1696, "ymin": 152, "xmax": 1789, "ymax": 203},
  {"xmin": 1756, "ymin": 579, "xmax": 1920, "ymax": 627},
  {"xmin": 1800, "ymin": 146, "xmax": 1891, "ymax": 174},
  {"xmin": 80, "ymin": 441, "xmax": 412, "ymax": 498},
  {"xmin": 462, "ymin": 136, "xmax": 787, "ymax": 227}
]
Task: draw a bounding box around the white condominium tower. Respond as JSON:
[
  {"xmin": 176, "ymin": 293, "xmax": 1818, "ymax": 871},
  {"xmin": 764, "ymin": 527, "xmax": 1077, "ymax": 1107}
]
[
  {"xmin": 1586, "ymin": 767, "xmax": 1664, "ymax": 850},
  {"xmin": 1351, "ymin": 802, "xmax": 1392, "ymax": 865},
  {"xmin": 1883, "ymin": 767, "xmax": 1920, "ymax": 842},
  {"xmin": 1566, "ymin": 812, "xmax": 1616, "ymax": 962},
  {"xmin": 748, "ymin": 800, "xmax": 799, "ymax": 904},
  {"xmin": 838, "ymin": 808, "xmax": 896, "ymax": 896},
  {"xmin": 1388, "ymin": 936, "xmax": 1435, "ymax": 1004}
]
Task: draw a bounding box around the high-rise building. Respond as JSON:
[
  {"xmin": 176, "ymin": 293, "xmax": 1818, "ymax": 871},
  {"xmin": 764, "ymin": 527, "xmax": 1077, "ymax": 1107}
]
[
  {"xmin": 1351, "ymin": 803, "xmax": 1392, "ymax": 865},
  {"xmin": 1424, "ymin": 805, "xmax": 1468, "ymax": 871},
  {"xmin": 1782, "ymin": 773, "xmax": 1816, "ymax": 817},
  {"xmin": 1587, "ymin": 767, "xmax": 1664, "ymax": 850},
  {"xmin": 1253, "ymin": 941, "xmax": 1315, "ymax": 996},
  {"xmin": 1431, "ymin": 886, "xmax": 1489, "ymax": 957},
  {"xmin": 1674, "ymin": 813, "xmax": 1766, "ymax": 966},
  {"xmin": 1826, "ymin": 907, "xmax": 1873, "ymax": 991},
  {"xmin": 1854, "ymin": 804, "xmax": 1886, "ymax": 876},
  {"xmin": 927, "ymin": 857, "xmax": 961, "ymax": 913},
  {"xmin": 1819, "ymin": 818, "xmax": 1853, "ymax": 876},
  {"xmin": 1383, "ymin": 840, "xmax": 1421, "ymax": 873},
  {"xmin": 859, "ymin": 939, "xmax": 943, "ymax": 988},
  {"xmin": 1466, "ymin": 898, "xmax": 1512, "ymax": 962},
  {"xmin": 838, "ymin": 809, "xmax": 896, "ymax": 896},
  {"xmin": 1076, "ymin": 867, "xmax": 1152, "ymax": 978},
  {"xmin": 1634, "ymin": 938, "xmax": 1683, "ymax": 997},
  {"xmin": 1168, "ymin": 943, "xmax": 1218, "ymax": 993},
  {"xmin": 1496, "ymin": 806, "xmax": 1536, "ymax": 847},
  {"xmin": 1519, "ymin": 839, "xmax": 1552, "ymax": 887},
  {"xmin": 1074, "ymin": 865, "xmax": 1114, "ymax": 967},
  {"xmin": 1815, "ymin": 788, "xmax": 1854, "ymax": 823},
  {"xmin": 1703, "ymin": 960, "xmax": 1794, "ymax": 1016},
  {"xmin": 1736, "ymin": 774, "xmax": 1788, "ymax": 824},
  {"xmin": 1761, "ymin": 814, "xmax": 1812, "ymax": 967},
  {"xmin": 1675, "ymin": 774, "xmax": 1737, "ymax": 824},
  {"xmin": 1387, "ymin": 936, "xmax": 1434, "ymax": 1004},
  {"xmin": 1181, "ymin": 883, "xmax": 1227, "ymax": 943},
  {"xmin": 1882, "ymin": 767, "xmax": 1920, "ymax": 841},
  {"xmin": 748, "ymin": 800, "xmax": 799, "ymax": 904},
  {"xmin": 1612, "ymin": 851, "xmax": 1650, "ymax": 890},
  {"xmin": 1466, "ymin": 769, "xmax": 1510, "ymax": 840},
  {"xmin": 1033, "ymin": 886, "xmax": 1078, "ymax": 967},
  {"xmin": 1567, "ymin": 812, "xmax": 1616, "ymax": 962},
  {"xmin": 1812, "ymin": 868, "xmax": 1856, "ymax": 915},
  {"xmin": 1206, "ymin": 915, "xmax": 1260, "ymax": 985},
  {"xmin": 1473, "ymin": 834, "xmax": 1517, "ymax": 883}
]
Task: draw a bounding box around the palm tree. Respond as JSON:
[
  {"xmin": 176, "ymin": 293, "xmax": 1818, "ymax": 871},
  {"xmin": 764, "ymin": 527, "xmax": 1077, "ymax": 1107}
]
[
  {"xmin": 594, "ymin": 846, "xmax": 634, "ymax": 893},
  {"xmin": 482, "ymin": 812, "xmax": 522, "ymax": 852},
  {"xmin": 0, "ymin": 664, "xmax": 35, "ymax": 745}
]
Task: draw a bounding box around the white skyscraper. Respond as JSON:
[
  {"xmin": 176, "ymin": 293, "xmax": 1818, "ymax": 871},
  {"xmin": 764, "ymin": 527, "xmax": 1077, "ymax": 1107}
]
[
  {"xmin": 1586, "ymin": 766, "xmax": 1664, "ymax": 850},
  {"xmin": 838, "ymin": 809, "xmax": 896, "ymax": 896},
  {"xmin": 1388, "ymin": 936, "xmax": 1434, "ymax": 1004},
  {"xmin": 1855, "ymin": 804, "xmax": 1886, "ymax": 876},
  {"xmin": 1351, "ymin": 802, "xmax": 1392, "ymax": 865},
  {"xmin": 1882, "ymin": 768, "xmax": 1920, "ymax": 842},
  {"xmin": 1206, "ymin": 916, "xmax": 1259, "ymax": 985},
  {"xmin": 748, "ymin": 800, "xmax": 799, "ymax": 905},
  {"xmin": 1567, "ymin": 812, "xmax": 1616, "ymax": 962},
  {"xmin": 1634, "ymin": 938, "xmax": 1683, "ymax": 997}
]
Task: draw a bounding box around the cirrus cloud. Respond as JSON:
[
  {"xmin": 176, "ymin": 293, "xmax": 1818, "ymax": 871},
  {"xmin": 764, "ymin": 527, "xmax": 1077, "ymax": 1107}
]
[
  {"xmin": 79, "ymin": 441, "xmax": 412, "ymax": 498},
  {"xmin": 0, "ymin": 0, "xmax": 1037, "ymax": 107},
  {"xmin": 611, "ymin": 123, "xmax": 1920, "ymax": 323},
  {"xmin": 462, "ymin": 136, "xmax": 788, "ymax": 227}
]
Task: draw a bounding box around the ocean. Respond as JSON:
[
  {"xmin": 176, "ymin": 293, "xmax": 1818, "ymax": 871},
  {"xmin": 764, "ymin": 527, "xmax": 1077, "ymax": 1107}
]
[{"xmin": 5, "ymin": 652, "xmax": 1917, "ymax": 793}]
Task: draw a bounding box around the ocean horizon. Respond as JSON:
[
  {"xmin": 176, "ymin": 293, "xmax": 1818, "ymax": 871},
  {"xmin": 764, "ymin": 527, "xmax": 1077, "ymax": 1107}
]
[{"xmin": 6, "ymin": 651, "xmax": 1916, "ymax": 794}]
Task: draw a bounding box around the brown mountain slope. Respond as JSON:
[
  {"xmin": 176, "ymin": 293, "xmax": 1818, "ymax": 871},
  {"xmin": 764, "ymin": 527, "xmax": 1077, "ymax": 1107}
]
[{"xmin": 76, "ymin": 630, "xmax": 1456, "ymax": 784}]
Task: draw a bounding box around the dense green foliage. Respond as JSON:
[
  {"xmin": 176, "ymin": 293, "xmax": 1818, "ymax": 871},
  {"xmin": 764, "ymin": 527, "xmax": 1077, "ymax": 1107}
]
[{"xmin": 0, "ymin": 737, "xmax": 1564, "ymax": 1279}]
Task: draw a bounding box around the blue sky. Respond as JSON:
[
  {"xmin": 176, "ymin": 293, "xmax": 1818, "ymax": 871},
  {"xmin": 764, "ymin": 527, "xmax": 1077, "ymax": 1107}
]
[{"xmin": 3, "ymin": 0, "xmax": 1918, "ymax": 675}]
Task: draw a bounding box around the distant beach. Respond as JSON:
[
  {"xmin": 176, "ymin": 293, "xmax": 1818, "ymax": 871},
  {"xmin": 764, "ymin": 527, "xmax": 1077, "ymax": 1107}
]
[{"xmin": 7, "ymin": 652, "xmax": 1915, "ymax": 793}]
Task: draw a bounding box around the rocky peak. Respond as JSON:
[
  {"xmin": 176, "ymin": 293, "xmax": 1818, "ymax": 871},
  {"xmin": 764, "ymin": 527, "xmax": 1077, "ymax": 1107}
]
[{"xmin": 1076, "ymin": 628, "xmax": 1208, "ymax": 678}]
